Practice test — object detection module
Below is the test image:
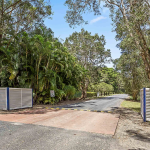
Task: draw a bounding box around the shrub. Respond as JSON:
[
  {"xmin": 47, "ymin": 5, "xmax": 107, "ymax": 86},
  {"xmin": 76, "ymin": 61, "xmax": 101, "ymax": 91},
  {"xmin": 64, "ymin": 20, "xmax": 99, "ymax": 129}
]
[
  {"xmin": 55, "ymin": 89, "xmax": 66, "ymax": 101},
  {"xmin": 74, "ymin": 91, "xmax": 82, "ymax": 98},
  {"xmin": 64, "ymin": 85, "xmax": 76, "ymax": 100},
  {"xmin": 87, "ymin": 92, "xmax": 97, "ymax": 97},
  {"xmin": 44, "ymin": 97, "xmax": 56, "ymax": 105}
]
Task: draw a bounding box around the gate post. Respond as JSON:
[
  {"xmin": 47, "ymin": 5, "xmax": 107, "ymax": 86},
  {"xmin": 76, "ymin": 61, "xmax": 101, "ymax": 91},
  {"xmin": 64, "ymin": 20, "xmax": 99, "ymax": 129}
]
[
  {"xmin": 32, "ymin": 89, "xmax": 33, "ymax": 107},
  {"xmin": 7, "ymin": 87, "xmax": 10, "ymax": 110},
  {"xmin": 143, "ymin": 88, "xmax": 146, "ymax": 122}
]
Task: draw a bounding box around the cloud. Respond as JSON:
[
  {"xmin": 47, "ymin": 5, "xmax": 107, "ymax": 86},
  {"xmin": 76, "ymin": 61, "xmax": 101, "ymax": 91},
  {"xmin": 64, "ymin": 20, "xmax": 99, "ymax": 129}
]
[{"xmin": 90, "ymin": 16, "xmax": 106, "ymax": 24}]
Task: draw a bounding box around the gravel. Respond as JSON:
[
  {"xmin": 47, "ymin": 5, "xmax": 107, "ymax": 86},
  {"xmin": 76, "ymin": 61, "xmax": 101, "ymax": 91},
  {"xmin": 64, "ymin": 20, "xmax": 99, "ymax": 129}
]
[{"xmin": 114, "ymin": 108, "xmax": 150, "ymax": 150}]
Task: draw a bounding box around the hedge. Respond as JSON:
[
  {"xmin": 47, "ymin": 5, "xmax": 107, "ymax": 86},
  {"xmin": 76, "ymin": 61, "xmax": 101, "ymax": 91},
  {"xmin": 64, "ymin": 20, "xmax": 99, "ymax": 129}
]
[{"xmin": 87, "ymin": 92, "xmax": 97, "ymax": 97}]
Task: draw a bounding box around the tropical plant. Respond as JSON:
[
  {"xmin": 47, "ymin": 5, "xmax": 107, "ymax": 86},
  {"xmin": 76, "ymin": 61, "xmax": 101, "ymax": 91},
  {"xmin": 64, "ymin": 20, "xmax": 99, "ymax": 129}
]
[{"xmin": 0, "ymin": 26, "xmax": 87, "ymax": 104}]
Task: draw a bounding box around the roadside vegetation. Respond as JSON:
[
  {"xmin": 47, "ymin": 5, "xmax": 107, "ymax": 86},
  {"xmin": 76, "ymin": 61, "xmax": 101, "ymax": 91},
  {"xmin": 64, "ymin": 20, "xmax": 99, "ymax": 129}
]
[
  {"xmin": 65, "ymin": 0, "xmax": 150, "ymax": 101},
  {"xmin": 1, "ymin": 0, "xmax": 150, "ymax": 105},
  {"xmin": 0, "ymin": 1, "xmax": 125, "ymax": 105},
  {"xmin": 121, "ymin": 100, "xmax": 140, "ymax": 113}
]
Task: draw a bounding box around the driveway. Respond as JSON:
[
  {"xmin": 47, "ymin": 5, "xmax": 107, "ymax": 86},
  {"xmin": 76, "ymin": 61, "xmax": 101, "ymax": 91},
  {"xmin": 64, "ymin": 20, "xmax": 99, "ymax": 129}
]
[
  {"xmin": 0, "ymin": 94, "xmax": 127, "ymax": 135},
  {"xmin": 54, "ymin": 94, "xmax": 128, "ymax": 111},
  {"xmin": 0, "ymin": 94, "xmax": 128, "ymax": 149},
  {"xmin": 0, "ymin": 121, "xmax": 126, "ymax": 150}
]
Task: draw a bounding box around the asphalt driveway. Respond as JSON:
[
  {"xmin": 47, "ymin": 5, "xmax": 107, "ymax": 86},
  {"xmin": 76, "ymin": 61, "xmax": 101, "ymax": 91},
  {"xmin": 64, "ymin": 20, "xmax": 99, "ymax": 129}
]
[
  {"xmin": 0, "ymin": 94, "xmax": 128, "ymax": 136},
  {"xmin": 0, "ymin": 121, "xmax": 126, "ymax": 150},
  {"xmin": 0, "ymin": 94, "xmax": 129, "ymax": 150},
  {"xmin": 55, "ymin": 94, "xmax": 128, "ymax": 111}
]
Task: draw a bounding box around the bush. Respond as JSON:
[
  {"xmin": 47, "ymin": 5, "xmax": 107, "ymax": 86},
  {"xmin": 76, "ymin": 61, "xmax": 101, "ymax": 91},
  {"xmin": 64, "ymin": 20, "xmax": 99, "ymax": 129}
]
[
  {"xmin": 130, "ymin": 95, "xmax": 140, "ymax": 101},
  {"xmin": 44, "ymin": 97, "xmax": 56, "ymax": 105},
  {"xmin": 74, "ymin": 91, "xmax": 82, "ymax": 98},
  {"xmin": 87, "ymin": 92, "xmax": 97, "ymax": 97},
  {"xmin": 55, "ymin": 89, "xmax": 66, "ymax": 101},
  {"xmin": 64, "ymin": 85, "xmax": 76, "ymax": 99}
]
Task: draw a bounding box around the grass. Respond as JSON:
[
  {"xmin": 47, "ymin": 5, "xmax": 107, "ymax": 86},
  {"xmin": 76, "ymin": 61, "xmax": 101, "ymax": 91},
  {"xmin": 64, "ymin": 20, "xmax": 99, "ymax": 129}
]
[{"xmin": 121, "ymin": 100, "xmax": 141, "ymax": 113}]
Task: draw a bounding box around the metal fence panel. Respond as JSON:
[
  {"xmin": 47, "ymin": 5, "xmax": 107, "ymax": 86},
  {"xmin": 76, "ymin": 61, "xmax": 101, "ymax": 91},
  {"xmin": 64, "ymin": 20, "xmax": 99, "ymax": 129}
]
[
  {"xmin": 9, "ymin": 88, "xmax": 22, "ymax": 110},
  {"xmin": 22, "ymin": 89, "xmax": 32, "ymax": 108},
  {"xmin": 9, "ymin": 88, "xmax": 32, "ymax": 110},
  {"xmin": 0, "ymin": 88, "xmax": 32, "ymax": 110},
  {"xmin": 0, "ymin": 88, "xmax": 7, "ymax": 110},
  {"xmin": 146, "ymin": 88, "xmax": 150, "ymax": 121}
]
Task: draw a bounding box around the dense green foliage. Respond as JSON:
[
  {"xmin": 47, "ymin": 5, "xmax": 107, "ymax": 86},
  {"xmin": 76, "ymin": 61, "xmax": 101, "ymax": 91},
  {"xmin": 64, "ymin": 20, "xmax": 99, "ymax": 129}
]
[
  {"xmin": 64, "ymin": 0, "xmax": 150, "ymax": 100},
  {"xmin": 86, "ymin": 92, "xmax": 97, "ymax": 97},
  {"xmin": 64, "ymin": 28, "xmax": 112, "ymax": 98},
  {"xmin": 88, "ymin": 82, "xmax": 114, "ymax": 93},
  {"xmin": 1, "ymin": 0, "xmax": 131, "ymax": 105},
  {"xmin": 0, "ymin": 26, "xmax": 87, "ymax": 104},
  {"xmin": 114, "ymin": 50, "xmax": 150, "ymax": 100},
  {"xmin": 88, "ymin": 67, "xmax": 124, "ymax": 94},
  {"xmin": 0, "ymin": 0, "xmax": 52, "ymax": 47}
]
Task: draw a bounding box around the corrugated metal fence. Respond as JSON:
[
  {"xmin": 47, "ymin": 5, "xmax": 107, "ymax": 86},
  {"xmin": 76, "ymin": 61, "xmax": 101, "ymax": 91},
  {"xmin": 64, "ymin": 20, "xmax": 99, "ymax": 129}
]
[
  {"xmin": 0, "ymin": 88, "xmax": 33, "ymax": 110},
  {"xmin": 0, "ymin": 88, "xmax": 7, "ymax": 110},
  {"xmin": 140, "ymin": 88, "xmax": 150, "ymax": 122}
]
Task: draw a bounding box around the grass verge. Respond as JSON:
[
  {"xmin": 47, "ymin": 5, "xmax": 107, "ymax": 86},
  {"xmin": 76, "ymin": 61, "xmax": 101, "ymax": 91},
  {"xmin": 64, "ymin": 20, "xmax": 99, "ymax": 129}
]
[{"xmin": 121, "ymin": 100, "xmax": 140, "ymax": 113}]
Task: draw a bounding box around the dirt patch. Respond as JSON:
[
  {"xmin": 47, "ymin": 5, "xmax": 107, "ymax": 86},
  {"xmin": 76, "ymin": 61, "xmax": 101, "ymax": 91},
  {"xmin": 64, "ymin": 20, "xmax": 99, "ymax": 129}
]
[{"xmin": 114, "ymin": 108, "xmax": 150, "ymax": 150}]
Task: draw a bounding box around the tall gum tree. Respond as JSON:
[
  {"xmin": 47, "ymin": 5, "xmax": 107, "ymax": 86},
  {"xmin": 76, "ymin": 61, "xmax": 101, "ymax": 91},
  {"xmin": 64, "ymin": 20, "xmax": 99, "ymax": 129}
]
[
  {"xmin": 64, "ymin": 28, "xmax": 111, "ymax": 98},
  {"xmin": 64, "ymin": 0, "xmax": 150, "ymax": 81}
]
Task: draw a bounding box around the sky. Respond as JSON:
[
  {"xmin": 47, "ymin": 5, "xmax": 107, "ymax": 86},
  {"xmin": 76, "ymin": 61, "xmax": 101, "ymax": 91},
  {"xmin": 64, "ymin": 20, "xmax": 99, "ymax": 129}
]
[{"xmin": 44, "ymin": 0, "xmax": 121, "ymax": 68}]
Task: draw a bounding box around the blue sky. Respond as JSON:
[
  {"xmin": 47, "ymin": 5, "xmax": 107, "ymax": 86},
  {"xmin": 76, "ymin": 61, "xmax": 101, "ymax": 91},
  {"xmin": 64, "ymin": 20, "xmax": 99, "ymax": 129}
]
[{"xmin": 44, "ymin": 0, "xmax": 121, "ymax": 68}]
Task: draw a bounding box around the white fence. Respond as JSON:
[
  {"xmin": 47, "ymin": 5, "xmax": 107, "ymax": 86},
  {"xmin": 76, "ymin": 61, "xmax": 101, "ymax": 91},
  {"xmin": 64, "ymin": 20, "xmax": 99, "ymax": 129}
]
[
  {"xmin": 0, "ymin": 88, "xmax": 7, "ymax": 110},
  {"xmin": 0, "ymin": 88, "xmax": 33, "ymax": 110},
  {"xmin": 140, "ymin": 88, "xmax": 150, "ymax": 122}
]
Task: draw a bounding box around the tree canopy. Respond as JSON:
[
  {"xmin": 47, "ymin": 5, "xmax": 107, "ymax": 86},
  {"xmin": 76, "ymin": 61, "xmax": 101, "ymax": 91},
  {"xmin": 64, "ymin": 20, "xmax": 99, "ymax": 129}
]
[
  {"xmin": 0, "ymin": 0, "xmax": 52, "ymax": 48},
  {"xmin": 64, "ymin": 0, "xmax": 150, "ymax": 83}
]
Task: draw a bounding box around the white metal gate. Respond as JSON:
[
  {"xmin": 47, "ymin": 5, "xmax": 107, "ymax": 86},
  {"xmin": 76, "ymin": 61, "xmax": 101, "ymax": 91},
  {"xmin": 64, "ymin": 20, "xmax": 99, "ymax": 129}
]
[
  {"xmin": 0, "ymin": 87, "xmax": 33, "ymax": 110},
  {"xmin": 0, "ymin": 88, "xmax": 7, "ymax": 110}
]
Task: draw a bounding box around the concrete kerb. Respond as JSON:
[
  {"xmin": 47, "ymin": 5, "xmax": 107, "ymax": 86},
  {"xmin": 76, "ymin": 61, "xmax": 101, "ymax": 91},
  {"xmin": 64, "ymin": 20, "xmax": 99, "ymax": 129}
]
[{"xmin": 48, "ymin": 107, "xmax": 113, "ymax": 113}]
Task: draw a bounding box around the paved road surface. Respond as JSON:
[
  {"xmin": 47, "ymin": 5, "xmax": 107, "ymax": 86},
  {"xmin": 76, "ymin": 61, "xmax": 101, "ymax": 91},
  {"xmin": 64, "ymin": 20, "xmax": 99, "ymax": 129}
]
[
  {"xmin": 0, "ymin": 94, "xmax": 128, "ymax": 150},
  {"xmin": 0, "ymin": 121, "xmax": 126, "ymax": 150},
  {"xmin": 0, "ymin": 110, "xmax": 119, "ymax": 135},
  {"xmin": 57, "ymin": 94, "xmax": 128, "ymax": 111}
]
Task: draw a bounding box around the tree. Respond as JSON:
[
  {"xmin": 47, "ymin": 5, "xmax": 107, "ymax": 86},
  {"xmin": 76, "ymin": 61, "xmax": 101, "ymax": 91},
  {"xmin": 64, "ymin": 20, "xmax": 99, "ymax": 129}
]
[
  {"xmin": 99, "ymin": 67, "xmax": 124, "ymax": 93},
  {"xmin": 115, "ymin": 50, "xmax": 149, "ymax": 100},
  {"xmin": 64, "ymin": 28, "xmax": 111, "ymax": 98},
  {"xmin": 88, "ymin": 82, "xmax": 114, "ymax": 95},
  {"xmin": 64, "ymin": 28, "xmax": 111, "ymax": 68},
  {"xmin": 0, "ymin": 0, "xmax": 52, "ymax": 47},
  {"xmin": 0, "ymin": 26, "xmax": 87, "ymax": 104},
  {"xmin": 64, "ymin": 0, "xmax": 150, "ymax": 82}
]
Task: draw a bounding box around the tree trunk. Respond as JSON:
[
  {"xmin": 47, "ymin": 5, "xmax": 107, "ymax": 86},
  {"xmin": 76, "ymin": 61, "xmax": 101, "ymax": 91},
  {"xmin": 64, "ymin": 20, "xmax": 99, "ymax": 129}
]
[
  {"xmin": 81, "ymin": 89, "xmax": 87, "ymax": 99},
  {"xmin": 80, "ymin": 78, "xmax": 89, "ymax": 99},
  {"xmin": 132, "ymin": 92, "xmax": 138, "ymax": 101}
]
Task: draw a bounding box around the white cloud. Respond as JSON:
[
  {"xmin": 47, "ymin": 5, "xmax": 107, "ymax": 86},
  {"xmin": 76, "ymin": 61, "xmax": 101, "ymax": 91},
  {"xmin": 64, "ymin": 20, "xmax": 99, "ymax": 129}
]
[{"xmin": 90, "ymin": 16, "xmax": 106, "ymax": 24}]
